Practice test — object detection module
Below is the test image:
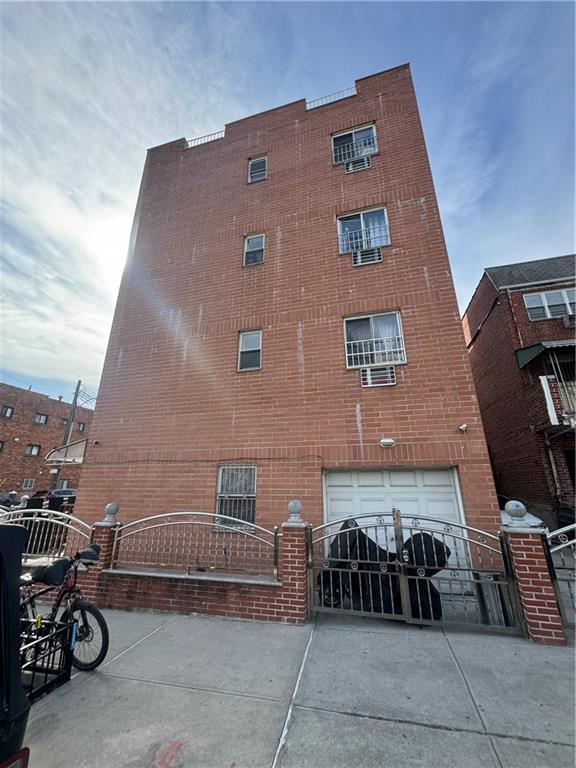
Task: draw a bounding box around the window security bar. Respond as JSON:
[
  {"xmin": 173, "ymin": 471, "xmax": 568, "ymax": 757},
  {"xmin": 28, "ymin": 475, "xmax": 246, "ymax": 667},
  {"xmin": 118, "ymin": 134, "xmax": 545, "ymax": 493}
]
[
  {"xmin": 306, "ymin": 86, "xmax": 357, "ymax": 110},
  {"xmin": 186, "ymin": 130, "xmax": 225, "ymax": 148},
  {"xmin": 333, "ymin": 135, "xmax": 378, "ymax": 164},
  {"xmin": 338, "ymin": 224, "xmax": 390, "ymax": 255},
  {"xmin": 346, "ymin": 337, "xmax": 406, "ymax": 368}
]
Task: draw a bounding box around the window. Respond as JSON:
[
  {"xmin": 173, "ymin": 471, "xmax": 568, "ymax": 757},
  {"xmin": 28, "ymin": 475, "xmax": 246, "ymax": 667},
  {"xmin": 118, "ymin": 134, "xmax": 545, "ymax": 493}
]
[
  {"xmin": 34, "ymin": 413, "xmax": 48, "ymax": 425},
  {"xmin": 0, "ymin": 441, "xmax": 4, "ymax": 453},
  {"xmin": 60, "ymin": 417, "xmax": 68, "ymax": 427},
  {"xmin": 22, "ymin": 478, "xmax": 35, "ymax": 491},
  {"xmin": 344, "ymin": 312, "xmax": 406, "ymax": 368},
  {"xmin": 337, "ymin": 207, "xmax": 390, "ymax": 256},
  {"xmin": 77, "ymin": 421, "xmax": 86, "ymax": 432},
  {"xmin": 524, "ymin": 289, "xmax": 575, "ymax": 321},
  {"xmin": 244, "ymin": 234, "xmax": 265, "ymax": 266},
  {"xmin": 248, "ymin": 156, "xmax": 267, "ymax": 183},
  {"xmin": 216, "ymin": 465, "xmax": 256, "ymax": 524},
  {"xmin": 1, "ymin": 406, "xmax": 13, "ymax": 418},
  {"xmin": 25, "ymin": 444, "xmax": 41, "ymax": 457},
  {"xmin": 57, "ymin": 479, "xmax": 69, "ymax": 490},
  {"xmin": 238, "ymin": 330, "xmax": 262, "ymax": 370},
  {"xmin": 332, "ymin": 124, "xmax": 377, "ymax": 164}
]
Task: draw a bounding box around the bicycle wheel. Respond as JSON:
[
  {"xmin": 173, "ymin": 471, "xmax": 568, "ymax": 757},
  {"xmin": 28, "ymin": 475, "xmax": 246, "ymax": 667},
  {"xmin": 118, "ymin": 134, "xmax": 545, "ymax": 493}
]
[{"xmin": 62, "ymin": 601, "xmax": 109, "ymax": 671}]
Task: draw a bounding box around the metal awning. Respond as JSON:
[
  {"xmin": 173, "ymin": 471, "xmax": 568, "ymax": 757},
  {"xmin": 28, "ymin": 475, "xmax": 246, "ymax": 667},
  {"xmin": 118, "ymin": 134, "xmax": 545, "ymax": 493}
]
[
  {"xmin": 44, "ymin": 439, "xmax": 87, "ymax": 464},
  {"xmin": 515, "ymin": 340, "xmax": 575, "ymax": 369}
]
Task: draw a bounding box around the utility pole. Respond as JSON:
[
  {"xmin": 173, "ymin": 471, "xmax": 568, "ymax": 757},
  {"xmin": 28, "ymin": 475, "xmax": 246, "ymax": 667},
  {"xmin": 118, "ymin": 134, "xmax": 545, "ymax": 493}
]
[{"xmin": 51, "ymin": 379, "xmax": 81, "ymax": 491}]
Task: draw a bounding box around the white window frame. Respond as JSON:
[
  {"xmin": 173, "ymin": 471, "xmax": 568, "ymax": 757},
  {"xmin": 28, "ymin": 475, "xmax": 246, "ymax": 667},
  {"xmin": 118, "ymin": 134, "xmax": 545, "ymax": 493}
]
[
  {"xmin": 215, "ymin": 464, "xmax": 257, "ymax": 525},
  {"xmin": 1, "ymin": 405, "xmax": 14, "ymax": 418},
  {"xmin": 238, "ymin": 330, "xmax": 262, "ymax": 371},
  {"xmin": 34, "ymin": 413, "xmax": 48, "ymax": 425},
  {"xmin": 337, "ymin": 206, "xmax": 391, "ymax": 255},
  {"xmin": 243, "ymin": 234, "xmax": 265, "ymax": 266},
  {"xmin": 25, "ymin": 444, "xmax": 41, "ymax": 457},
  {"xmin": 57, "ymin": 478, "xmax": 70, "ymax": 490},
  {"xmin": 332, "ymin": 123, "xmax": 378, "ymax": 164},
  {"xmin": 343, "ymin": 311, "xmax": 407, "ymax": 369},
  {"xmin": 77, "ymin": 421, "xmax": 86, "ymax": 432},
  {"xmin": 22, "ymin": 478, "xmax": 35, "ymax": 491},
  {"xmin": 524, "ymin": 289, "xmax": 575, "ymax": 321},
  {"xmin": 248, "ymin": 156, "xmax": 267, "ymax": 183}
]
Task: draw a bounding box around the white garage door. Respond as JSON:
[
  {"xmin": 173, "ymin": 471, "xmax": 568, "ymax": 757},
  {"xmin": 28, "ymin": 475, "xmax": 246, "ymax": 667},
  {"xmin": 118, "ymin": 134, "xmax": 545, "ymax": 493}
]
[{"xmin": 325, "ymin": 468, "xmax": 463, "ymax": 526}]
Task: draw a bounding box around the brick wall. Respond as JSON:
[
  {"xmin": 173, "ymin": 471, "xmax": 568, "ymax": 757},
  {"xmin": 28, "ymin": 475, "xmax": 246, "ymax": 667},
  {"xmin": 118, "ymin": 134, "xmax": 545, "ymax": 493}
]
[
  {"xmin": 0, "ymin": 383, "xmax": 93, "ymax": 494},
  {"xmin": 75, "ymin": 64, "xmax": 499, "ymax": 534},
  {"xmin": 463, "ymin": 274, "xmax": 575, "ymax": 526}
]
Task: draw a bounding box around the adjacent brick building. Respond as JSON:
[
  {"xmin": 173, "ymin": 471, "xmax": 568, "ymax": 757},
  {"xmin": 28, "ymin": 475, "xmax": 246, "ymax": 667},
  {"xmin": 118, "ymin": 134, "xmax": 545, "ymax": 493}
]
[
  {"xmin": 462, "ymin": 255, "xmax": 575, "ymax": 528},
  {"xmin": 75, "ymin": 64, "xmax": 500, "ymax": 534},
  {"xmin": 0, "ymin": 382, "xmax": 93, "ymax": 495}
]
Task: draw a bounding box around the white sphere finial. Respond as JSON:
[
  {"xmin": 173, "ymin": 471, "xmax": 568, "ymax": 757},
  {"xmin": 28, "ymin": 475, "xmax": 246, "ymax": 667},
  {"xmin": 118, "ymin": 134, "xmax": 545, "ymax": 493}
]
[{"xmin": 505, "ymin": 500, "xmax": 527, "ymax": 526}]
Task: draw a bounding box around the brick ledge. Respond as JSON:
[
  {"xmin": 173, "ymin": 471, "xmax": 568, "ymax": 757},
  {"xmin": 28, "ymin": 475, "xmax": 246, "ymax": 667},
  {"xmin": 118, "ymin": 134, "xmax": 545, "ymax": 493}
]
[{"xmin": 101, "ymin": 567, "xmax": 282, "ymax": 588}]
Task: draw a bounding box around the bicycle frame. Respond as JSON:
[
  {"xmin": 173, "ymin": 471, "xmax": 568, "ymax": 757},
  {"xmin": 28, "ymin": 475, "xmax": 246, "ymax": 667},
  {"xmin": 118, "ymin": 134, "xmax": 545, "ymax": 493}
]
[{"xmin": 20, "ymin": 563, "xmax": 85, "ymax": 624}]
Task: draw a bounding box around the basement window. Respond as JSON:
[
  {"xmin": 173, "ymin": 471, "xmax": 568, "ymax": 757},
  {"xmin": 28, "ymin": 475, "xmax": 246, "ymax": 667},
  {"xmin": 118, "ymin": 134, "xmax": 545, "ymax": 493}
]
[{"xmin": 216, "ymin": 465, "xmax": 256, "ymax": 525}]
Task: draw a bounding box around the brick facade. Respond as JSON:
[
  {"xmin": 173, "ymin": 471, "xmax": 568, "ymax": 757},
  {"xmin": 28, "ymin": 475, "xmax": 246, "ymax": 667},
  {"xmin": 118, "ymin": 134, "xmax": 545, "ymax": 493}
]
[
  {"xmin": 0, "ymin": 382, "xmax": 93, "ymax": 495},
  {"xmin": 463, "ymin": 264, "xmax": 575, "ymax": 528},
  {"xmin": 75, "ymin": 65, "xmax": 499, "ymax": 534}
]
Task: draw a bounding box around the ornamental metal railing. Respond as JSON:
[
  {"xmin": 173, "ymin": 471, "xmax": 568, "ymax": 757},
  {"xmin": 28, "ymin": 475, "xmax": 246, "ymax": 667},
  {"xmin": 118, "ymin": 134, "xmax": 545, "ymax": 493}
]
[
  {"xmin": 308, "ymin": 510, "xmax": 520, "ymax": 631},
  {"xmin": 0, "ymin": 508, "xmax": 91, "ymax": 564},
  {"xmin": 345, "ymin": 336, "xmax": 406, "ymax": 368},
  {"xmin": 546, "ymin": 523, "xmax": 575, "ymax": 627},
  {"xmin": 110, "ymin": 511, "xmax": 280, "ymax": 580},
  {"xmin": 333, "ymin": 135, "xmax": 378, "ymax": 164},
  {"xmin": 338, "ymin": 224, "xmax": 390, "ymax": 254},
  {"xmin": 306, "ymin": 86, "xmax": 357, "ymax": 110},
  {"xmin": 186, "ymin": 130, "xmax": 225, "ymax": 149}
]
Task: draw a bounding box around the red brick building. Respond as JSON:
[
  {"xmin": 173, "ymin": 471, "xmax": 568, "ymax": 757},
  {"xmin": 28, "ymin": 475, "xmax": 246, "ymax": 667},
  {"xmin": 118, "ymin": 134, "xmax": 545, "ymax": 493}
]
[
  {"xmin": 0, "ymin": 382, "xmax": 93, "ymax": 495},
  {"xmin": 75, "ymin": 65, "xmax": 499, "ymax": 534},
  {"xmin": 462, "ymin": 255, "xmax": 575, "ymax": 528}
]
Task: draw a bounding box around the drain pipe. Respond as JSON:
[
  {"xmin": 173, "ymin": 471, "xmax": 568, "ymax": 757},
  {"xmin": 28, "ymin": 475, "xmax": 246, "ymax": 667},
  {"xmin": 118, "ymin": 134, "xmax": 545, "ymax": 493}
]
[{"xmin": 546, "ymin": 444, "xmax": 562, "ymax": 499}]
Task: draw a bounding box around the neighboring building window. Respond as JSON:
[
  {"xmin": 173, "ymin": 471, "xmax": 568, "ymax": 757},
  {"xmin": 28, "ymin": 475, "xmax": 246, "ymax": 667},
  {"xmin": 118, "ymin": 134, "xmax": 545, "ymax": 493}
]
[
  {"xmin": 244, "ymin": 234, "xmax": 265, "ymax": 266},
  {"xmin": 238, "ymin": 330, "xmax": 262, "ymax": 371},
  {"xmin": 337, "ymin": 207, "xmax": 390, "ymax": 254},
  {"xmin": 1, "ymin": 405, "xmax": 14, "ymax": 418},
  {"xmin": 248, "ymin": 156, "xmax": 267, "ymax": 183},
  {"xmin": 60, "ymin": 417, "xmax": 68, "ymax": 427},
  {"xmin": 22, "ymin": 478, "xmax": 35, "ymax": 490},
  {"xmin": 344, "ymin": 312, "xmax": 406, "ymax": 368},
  {"xmin": 77, "ymin": 421, "xmax": 86, "ymax": 432},
  {"xmin": 524, "ymin": 288, "xmax": 575, "ymax": 320},
  {"xmin": 25, "ymin": 444, "xmax": 41, "ymax": 457},
  {"xmin": 332, "ymin": 124, "xmax": 377, "ymax": 164},
  {"xmin": 34, "ymin": 413, "xmax": 48, "ymax": 425},
  {"xmin": 216, "ymin": 465, "xmax": 256, "ymax": 524},
  {"xmin": 0, "ymin": 441, "xmax": 4, "ymax": 452},
  {"xmin": 57, "ymin": 479, "xmax": 70, "ymax": 490}
]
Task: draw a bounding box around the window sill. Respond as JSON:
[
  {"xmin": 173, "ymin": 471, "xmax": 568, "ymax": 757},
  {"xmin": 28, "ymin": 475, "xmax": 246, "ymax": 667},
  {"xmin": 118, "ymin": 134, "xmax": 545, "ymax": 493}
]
[{"xmin": 247, "ymin": 178, "xmax": 267, "ymax": 185}]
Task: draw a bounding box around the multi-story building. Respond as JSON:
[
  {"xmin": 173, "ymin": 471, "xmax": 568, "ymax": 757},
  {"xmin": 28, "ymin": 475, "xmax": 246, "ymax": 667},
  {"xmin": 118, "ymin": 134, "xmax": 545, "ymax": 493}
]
[
  {"xmin": 75, "ymin": 64, "xmax": 500, "ymax": 533},
  {"xmin": 462, "ymin": 255, "xmax": 575, "ymax": 528},
  {"xmin": 0, "ymin": 382, "xmax": 93, "ymax": 494}
]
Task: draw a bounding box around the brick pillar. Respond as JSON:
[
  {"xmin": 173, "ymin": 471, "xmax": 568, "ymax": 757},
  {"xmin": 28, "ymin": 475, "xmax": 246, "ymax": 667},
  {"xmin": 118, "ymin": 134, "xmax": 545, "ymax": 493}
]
[
  {"xmin": 502, "ymin": 518, "xmax": 567, "ymax": 646},
  {"xmin": 280, "ymin": 500, "xmax": 309, "ymax": 624},
  {"xmin": 80, "ymin": 503, "xmax": 120, "ymax": 603}
]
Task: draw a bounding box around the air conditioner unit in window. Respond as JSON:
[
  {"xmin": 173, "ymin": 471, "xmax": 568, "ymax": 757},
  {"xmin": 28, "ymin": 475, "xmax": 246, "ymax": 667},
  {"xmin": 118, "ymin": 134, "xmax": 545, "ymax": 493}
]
[
  {"xmin": 345, "ymin": 156, "xmax": 371, "ymax": 173},
  {"xmin": 360, "ymin": 366, "xmax": 396, "ymax": 387},
  {"xmin": 562, "ymin": 315, "xmax": 575, "ymax": 328},
  {"xmin": 352, "ymin": 248, "xmax": 383, "ymax": 267}
]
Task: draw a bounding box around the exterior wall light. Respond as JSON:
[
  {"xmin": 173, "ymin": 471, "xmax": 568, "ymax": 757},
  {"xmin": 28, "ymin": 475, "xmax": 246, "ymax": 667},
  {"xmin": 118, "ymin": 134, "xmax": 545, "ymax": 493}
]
[
  {"xmin": 379, "ymin": 438, "xmax": 396, "ymax": 448},
  {"xmin": 458, "ymin": 424, "xmax": 468, "ymax": 433}
]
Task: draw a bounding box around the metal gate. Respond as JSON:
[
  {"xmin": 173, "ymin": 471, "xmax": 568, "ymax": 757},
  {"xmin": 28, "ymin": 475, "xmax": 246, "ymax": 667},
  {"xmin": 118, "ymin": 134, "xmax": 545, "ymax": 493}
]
[
  {"xmin": 546, "ymin": 523, "xmax": 576, "ymax": 628},
  {"xmin": 308, "ymin": 509, "xmax": 521, "ymax": 632}
]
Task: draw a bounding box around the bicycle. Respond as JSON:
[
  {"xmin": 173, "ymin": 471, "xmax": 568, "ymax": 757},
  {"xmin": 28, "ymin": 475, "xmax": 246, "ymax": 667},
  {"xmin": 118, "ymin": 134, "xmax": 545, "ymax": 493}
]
[{"xmin": 19, "ymin": 543, "xmax": 109, "ymax": 671}]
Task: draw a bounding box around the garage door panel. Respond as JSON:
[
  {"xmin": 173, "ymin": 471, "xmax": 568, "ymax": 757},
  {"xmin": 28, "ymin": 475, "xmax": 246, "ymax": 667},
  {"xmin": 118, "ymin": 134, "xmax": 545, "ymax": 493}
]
[
  {"xmin": 389, "ymin": 471, "xmax": 418, "ymax": 487},
  {"xmin": 422, "ymin": 470, "xmax": 454, "ymax": 488},
  {"xmin": 357, "ymin": 471, "xmax": 384, "ymax": 486},
  {"xmin": 326, "ymin": 472, "xmax": 355, "ymax": 487}
]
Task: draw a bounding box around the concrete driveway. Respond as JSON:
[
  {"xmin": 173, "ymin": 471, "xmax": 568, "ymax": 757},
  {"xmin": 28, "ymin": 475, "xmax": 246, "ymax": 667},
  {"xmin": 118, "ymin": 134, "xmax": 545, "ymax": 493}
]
[{"xmin": 27, "ymin": 610, "xmax": 575, "ymax": 768}]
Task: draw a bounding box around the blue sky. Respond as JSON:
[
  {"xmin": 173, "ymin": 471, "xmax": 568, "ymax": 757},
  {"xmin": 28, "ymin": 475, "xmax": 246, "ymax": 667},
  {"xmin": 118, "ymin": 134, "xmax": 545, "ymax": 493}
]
[{"xmin": 1, "ymin": 1, "xmax": 574, "ymax": 402}]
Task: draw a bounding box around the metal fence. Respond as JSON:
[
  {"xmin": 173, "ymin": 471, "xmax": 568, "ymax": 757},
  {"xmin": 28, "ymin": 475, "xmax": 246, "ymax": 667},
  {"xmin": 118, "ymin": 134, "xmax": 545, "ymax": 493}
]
[
  {"xmin": 186, "ymin": 130, "xmax": 225, "ymax": 148},
  {"xmin": 0, "ymin": 508, "xmax": 91, "ymax": 565},
  {"xmin": 110, "ymin": 512, "xmax": 280, "ymax": 580},
  {"xmin": 309, "ymin": 510, "xmax": 520, "ymax": 632},
  {"xmin": 547, "ymin": 523, "xmax": 576, "ymax": 627},
  {"xmin": 333, "ymin": 135, "xmax": 378, "ymax": 164},
  {"xmin": 306, "ymin": 86, "xmax": 357, "ymax": 110}
]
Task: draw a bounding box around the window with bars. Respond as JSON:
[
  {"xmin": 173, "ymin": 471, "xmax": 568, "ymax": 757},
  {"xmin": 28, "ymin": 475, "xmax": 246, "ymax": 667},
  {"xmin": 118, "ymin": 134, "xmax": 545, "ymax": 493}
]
[
  {"xmin": 244, "ymin": 234, "xmax": 265, "ymax": 266},
  {"xmin": 34, "ymin": 413, "xmax": 48, "ymax": 425},
  {"xmin": 332, "ymin": 124, "xmax": 377, "ymax": 164},
  {"xmin": 25, "ymin": 444, "xmax": 41, "ymax": 457},
  {"xmin": 337, "ymin": 207, "xmax": 390, "ymax": 256},
  {"xmin": 344, "ymin": 312, "xmax": 406, "ymax": 368},
  {"xmin": 216, "ymin": 465, "xmax": 256, "ymax": 524},
  {"xmin": 1, "ymin": 405, "xmax": 14, "ymax": 418},
  {"xmin": 248, "ymin": 156, "xmax": 267, "ymax": 183},
  {"xmin": 238, "ymin": 330, "xmax": 262, "ymax": 370},
  {"xmin": 523, "ymin": 288, "xmax": 575, "ymax": 320}
]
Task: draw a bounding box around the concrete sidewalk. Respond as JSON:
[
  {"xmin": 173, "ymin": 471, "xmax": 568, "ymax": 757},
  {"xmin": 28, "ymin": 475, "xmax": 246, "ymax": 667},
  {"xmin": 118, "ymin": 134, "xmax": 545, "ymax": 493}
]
[{"xmin": 26, "ymin": 610, "xmax": 575, "ymax": 768}]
